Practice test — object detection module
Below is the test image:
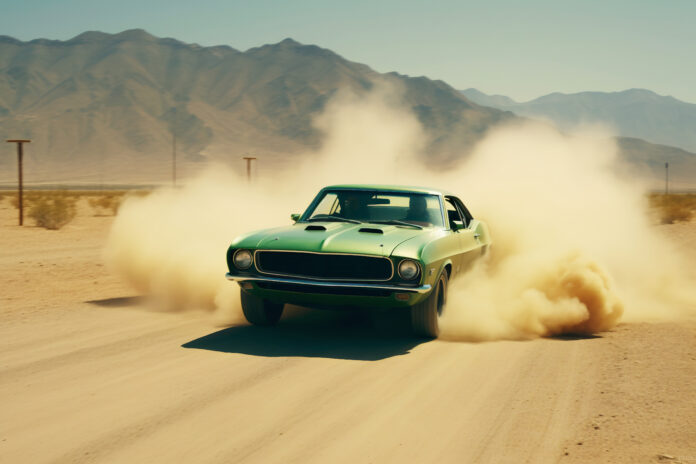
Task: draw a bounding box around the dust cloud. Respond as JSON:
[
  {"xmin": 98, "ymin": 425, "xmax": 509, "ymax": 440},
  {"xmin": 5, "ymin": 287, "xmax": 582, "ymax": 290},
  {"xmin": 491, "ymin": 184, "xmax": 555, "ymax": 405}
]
[
  {"xmin": 105, "ymin": 85, "xmax": 423, "ymax": 323},
  {"xmin": 436, "ymin": 122, "xmax": 695, "ymax": 340},
  {"xmin": 105, "ymin": 83, "xmax": 696, "ymax": 339}
]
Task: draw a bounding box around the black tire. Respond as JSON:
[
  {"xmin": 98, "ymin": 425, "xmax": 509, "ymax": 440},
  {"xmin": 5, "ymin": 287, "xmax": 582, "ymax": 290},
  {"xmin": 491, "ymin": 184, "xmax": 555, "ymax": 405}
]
[
  {"xmin": 411, "ymin": 270, "xmax": 448, "ymax": 338},
  {"xmin": 240, "ymin": 290, "xmax": 284, "ymax": 326}
]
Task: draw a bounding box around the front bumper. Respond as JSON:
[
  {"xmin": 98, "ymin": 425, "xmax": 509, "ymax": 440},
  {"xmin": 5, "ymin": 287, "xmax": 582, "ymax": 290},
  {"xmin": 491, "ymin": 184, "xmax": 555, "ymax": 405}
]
[{"xmin": 225, "ymin": 273, "xmax": 432, "ymax": 294}]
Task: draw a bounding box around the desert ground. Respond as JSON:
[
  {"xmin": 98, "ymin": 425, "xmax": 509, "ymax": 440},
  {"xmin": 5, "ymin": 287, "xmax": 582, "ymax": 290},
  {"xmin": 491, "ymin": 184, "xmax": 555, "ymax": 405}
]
[{"xmin": 1, "ymin": 197, "xmax": 695, "ymax": 464}]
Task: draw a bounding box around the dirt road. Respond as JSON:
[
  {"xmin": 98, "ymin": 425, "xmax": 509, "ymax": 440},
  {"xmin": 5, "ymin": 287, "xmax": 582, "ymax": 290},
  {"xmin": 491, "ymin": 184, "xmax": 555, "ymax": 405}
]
[{"xmin": 1, "ymin": 204, "xmax": 695, "ymax": 463}]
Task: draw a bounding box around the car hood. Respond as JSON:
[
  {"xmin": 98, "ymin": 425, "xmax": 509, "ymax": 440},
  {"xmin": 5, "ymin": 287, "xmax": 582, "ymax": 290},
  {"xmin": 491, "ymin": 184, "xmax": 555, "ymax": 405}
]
[{"xmin": 237, "ymin": 222, "xmax": 427, "ymax": 257}]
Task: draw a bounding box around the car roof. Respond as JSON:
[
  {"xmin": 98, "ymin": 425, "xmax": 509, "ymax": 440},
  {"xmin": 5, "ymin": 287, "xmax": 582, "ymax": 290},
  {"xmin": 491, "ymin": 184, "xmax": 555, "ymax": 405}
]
[{"xmin": 323, "ymin": 184, "xmax": 454, "ymax": 196}]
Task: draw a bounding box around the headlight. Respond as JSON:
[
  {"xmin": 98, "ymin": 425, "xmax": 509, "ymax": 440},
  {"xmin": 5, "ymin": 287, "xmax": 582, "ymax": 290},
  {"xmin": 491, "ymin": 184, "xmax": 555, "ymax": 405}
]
[
  {"xmin": 398, "ymin": 259, "xmax": 420, "ymax": 280},
  {"xmin": 233, "ymin": 249, "xmax": 253, "ymax": 270}
]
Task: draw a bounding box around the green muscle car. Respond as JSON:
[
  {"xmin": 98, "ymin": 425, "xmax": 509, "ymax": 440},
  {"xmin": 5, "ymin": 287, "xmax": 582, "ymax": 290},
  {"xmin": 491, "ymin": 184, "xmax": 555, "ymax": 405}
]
[{"xmin": 226, "ymin": 184, "xmax": 491, "ymax": 337}]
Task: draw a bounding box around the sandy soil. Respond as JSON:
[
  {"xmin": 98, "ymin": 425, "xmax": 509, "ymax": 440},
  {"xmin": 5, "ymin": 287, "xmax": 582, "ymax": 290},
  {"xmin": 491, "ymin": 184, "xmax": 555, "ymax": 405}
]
[{"xmin": 1, "ymin": 200, "xmax": 695, "ymax": 464}]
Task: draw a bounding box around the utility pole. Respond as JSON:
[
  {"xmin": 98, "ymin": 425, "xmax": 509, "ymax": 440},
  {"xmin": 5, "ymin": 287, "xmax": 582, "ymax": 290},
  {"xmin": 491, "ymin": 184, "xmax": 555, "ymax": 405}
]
[
  {"xmin": 665, "ymin": 162, "xmax": 669, "ymax": 195},
  {"xmin": 6, "ymin": 139, "xmax": 30, "ymax": 226},
  {"xmin": 242, "ymin": 156, "xmax": 257, "ymax": 182},
  {"xmin": 172, "ymin": 133, "xmax": 177, "ymax": 188}
]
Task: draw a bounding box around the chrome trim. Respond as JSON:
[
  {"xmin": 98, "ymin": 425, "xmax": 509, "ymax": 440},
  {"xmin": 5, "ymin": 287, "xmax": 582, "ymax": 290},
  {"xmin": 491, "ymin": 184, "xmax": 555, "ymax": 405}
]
[
  {"xmin": 232, "ymin": 249, "xmax": 253, "ymax": 270},
  {"xmin": 226, "ymin": 273, "xmax": 432, "ymax": 294},
  {"xmin": 438, "ymin": 194, "xmax": 447, "ymax": 230},
  {"xmin": 253, "ymin": 249, "xmax": 395, "ymax": 282}
]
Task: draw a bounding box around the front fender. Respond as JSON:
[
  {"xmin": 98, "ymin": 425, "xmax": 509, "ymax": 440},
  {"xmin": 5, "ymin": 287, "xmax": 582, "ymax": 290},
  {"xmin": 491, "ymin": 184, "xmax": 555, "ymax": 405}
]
[{"xmin": 392, "ymin": 231, "xmax": 456, "ymax": 288}]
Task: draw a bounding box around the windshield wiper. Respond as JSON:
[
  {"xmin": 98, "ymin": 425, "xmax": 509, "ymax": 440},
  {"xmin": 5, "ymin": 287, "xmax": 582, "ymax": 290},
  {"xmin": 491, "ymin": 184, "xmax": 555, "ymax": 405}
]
[
  {"xmin": 368, "ymin": 219, "xmax": 423, "ymax": 229},
  {"xmin": 307, "ymin": 214, "xmax": 361, "ymax": 224}
]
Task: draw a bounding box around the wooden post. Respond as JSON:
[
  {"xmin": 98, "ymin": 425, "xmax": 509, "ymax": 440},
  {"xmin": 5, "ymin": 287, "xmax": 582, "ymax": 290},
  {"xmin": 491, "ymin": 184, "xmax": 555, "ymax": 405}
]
[
  {"xmin": 242, "ymin": 156, "xmax": 257, "ymax": 182},
  {"xmin": 172, "ymin": 133, "xmax": 177, "ymax": 188},
  {"xmin": 6, "ymin": 139, "xmax": 31, "ymax": 226}
]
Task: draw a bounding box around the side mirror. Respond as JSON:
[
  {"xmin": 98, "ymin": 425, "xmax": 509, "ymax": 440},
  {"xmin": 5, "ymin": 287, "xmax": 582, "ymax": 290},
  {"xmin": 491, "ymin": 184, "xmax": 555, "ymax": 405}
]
[
  {"xmin": 290, "ymin": 213, "xmax": 300, "ymax": 223},
  {"xmin": 452, "ymin": 220, "xmax": 464, "ymax": 231}
]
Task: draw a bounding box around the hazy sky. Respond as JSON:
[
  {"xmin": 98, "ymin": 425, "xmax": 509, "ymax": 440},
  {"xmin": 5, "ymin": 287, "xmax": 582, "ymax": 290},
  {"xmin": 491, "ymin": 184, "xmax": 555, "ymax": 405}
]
[{"xmin": 1, "ymin": 0, "xmax": 694, "ymax": 103}]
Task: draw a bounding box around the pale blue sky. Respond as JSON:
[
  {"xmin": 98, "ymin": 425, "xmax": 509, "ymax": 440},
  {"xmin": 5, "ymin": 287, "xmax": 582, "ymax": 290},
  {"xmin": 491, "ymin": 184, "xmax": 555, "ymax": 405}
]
[{"xmin": 1, "ymin": 0, "xmax": 694, "ymax": 102}]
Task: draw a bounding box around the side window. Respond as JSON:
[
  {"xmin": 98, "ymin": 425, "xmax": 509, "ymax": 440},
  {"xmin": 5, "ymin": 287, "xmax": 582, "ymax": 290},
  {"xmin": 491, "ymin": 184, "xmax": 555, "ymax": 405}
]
[
  {"xmin": 444, "ymin": 198, "xmax": 463, "ymax": 229},
  {"xmin": 454, "ymin": 198, "xmax": 474, "ymax": 227}
]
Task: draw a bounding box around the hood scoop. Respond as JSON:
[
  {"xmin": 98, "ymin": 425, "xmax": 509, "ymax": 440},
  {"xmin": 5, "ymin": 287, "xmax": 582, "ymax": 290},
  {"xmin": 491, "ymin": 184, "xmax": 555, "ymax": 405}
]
[
  {"xmin": 358, "ymin": 227, "xmax": 384, "ymax": 234},
  {"xmin": 305, "ymin": 225, "xmax": 326, "ymax": 231}
]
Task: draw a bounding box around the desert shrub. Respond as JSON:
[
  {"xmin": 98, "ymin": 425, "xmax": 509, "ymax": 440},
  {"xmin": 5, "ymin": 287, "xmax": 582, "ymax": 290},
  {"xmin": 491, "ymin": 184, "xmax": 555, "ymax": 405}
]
[
  {"xmin": 661, "ymin": 204, "xmax": 693, "ymax": 224},
  {"xmin": 129, "ymin": 190, "xmax": 152, "ymax": 198},
  {"xmin": 649, "ymin": 194, "xmax": 696, "ymax": 224},
  {"xmin": 8, "ymin": 189, "xmax": 148, "ymax": 217},
  {"xmin": 28, "ymin": 195, "xmax": 77, "ymax": 230},
  {"xmin": 9, "ymin": 191, "xmax": 45, "ymax": 209},
  {"xmin": 10, "ymin": 193, "xmax": 20, "ymax": 209},
  {"xmin": 88, "ymin": 193, "xmax": 123, "ymax": 216}
]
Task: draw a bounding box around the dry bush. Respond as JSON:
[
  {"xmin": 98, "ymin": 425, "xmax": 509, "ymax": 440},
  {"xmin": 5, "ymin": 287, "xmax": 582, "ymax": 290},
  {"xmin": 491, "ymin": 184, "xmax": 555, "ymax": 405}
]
[
  {"xmin": 86, "ymin": 190, "xmax": 152, "ymax": 216},
  {"xmin": 129, "ymin": 190, "xmax": 152, "ymax": 198},
  {"xmin": 10, "ymin": 191, "xmax": 46, "ymax": 209},
  {"xmin": 88, "ymin": 193, "xmax": 124, "ymax": 216},
  {"xmin": 649, "ymin": 194, "xmax": 696, "ymax": 224},
  {"xmin": 9, "ymin": 189, "xmax": 150, "ymax": 218},
  {"xmin": 10, "ymin": 194, "xmax": 20, "ymax": 209},
  {"xmin": 28, "ymin": 194, "xmax": 77, "ymax": 230},
  {"xmin": 10, "ymin": 192, "xmax": 22, "ymax": 209}
]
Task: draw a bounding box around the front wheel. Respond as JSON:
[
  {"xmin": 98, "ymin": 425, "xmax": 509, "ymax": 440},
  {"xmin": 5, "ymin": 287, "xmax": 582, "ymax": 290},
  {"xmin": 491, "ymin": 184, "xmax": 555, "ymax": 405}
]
[
  {"xmin": 411, "ymin": 270, "xmax": 448, "ymax": 338},
  {"xmin": 240, "ymin": 290, "xmax": 284, "ymax": 326}
]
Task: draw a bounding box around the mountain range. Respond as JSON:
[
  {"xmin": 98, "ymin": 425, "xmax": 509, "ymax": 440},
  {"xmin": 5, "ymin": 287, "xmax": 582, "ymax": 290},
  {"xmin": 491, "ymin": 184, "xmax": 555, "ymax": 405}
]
[
  {"xmin": 0, "ymin": 29, "xmax": 508, "ymax": 183},
  {"xmin": 0, "ymin": 29, "xmax": 693, "ymax": 186},
  {"xmin": 461, "ymin": 88, "xmax": 696, "ymax": 153}
]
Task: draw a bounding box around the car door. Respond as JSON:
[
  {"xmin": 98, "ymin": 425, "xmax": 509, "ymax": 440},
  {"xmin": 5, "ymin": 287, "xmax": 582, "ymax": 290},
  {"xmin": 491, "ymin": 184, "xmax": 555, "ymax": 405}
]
[
  {"xmin": 442, "ymin": 197, "xmax": 466, "ymax": 276},
  {"xmin": 445, "ymin": 196, "xmax": 484, "ymax": 277}
]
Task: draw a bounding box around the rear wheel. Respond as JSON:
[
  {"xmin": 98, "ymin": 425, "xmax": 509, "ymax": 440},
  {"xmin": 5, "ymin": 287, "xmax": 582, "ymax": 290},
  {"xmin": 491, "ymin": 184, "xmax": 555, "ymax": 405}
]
[
  {"xmin": 240, "ymin": 290, "xmax": 284, "ymax": 326},
  {"xmin": 411, "ymin": 270, "xmax": 448, "ymax": 338}
]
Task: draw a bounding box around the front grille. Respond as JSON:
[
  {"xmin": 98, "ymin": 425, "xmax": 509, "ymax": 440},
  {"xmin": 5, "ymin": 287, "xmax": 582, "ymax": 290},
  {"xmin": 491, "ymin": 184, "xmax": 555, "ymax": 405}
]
[
  {"xmin": 255, "ymin": 251, "xmax": 392, "ymax": 281},
  {"xmin": 255, "ymin": 281, "xmax": 392, "ymax": 297}
]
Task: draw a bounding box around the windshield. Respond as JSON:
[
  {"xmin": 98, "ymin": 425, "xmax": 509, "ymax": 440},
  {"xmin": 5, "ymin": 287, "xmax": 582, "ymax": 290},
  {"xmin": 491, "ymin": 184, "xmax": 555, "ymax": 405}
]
[{"xmin": 305, "ymin": 190, "xmax": 444, "ymax": 228}]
